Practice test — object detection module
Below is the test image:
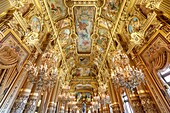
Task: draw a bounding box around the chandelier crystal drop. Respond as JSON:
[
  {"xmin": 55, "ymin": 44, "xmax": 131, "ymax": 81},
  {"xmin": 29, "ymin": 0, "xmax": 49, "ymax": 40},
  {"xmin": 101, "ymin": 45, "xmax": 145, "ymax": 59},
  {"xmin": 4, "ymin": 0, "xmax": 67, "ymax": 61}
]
[{"xmin": 111, "ymin": 50, "xmax": 145, "ymax": 92}]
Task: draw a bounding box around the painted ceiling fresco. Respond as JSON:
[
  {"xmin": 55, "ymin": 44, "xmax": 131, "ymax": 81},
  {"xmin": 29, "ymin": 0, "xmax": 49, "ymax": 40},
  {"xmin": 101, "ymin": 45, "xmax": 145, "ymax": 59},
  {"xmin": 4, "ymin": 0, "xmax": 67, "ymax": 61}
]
[
  {"xmin": 72, "ymin": 68, "xmax": 91, "ymax": 77},
  {"xmin": 48, "ymin": 0, "xmax": 67, "ymax": 21},
  {"xmin": 46, "ymin": 0, "xmax": 125, "ymax": 72},
  {"xmin": 98, "ymin": 18, "xmax": 113, "ymax": 29},
  {"xmin": 101, "ymin": 0, "xmax": 123, "ymax": 21},
  {"xmin": 56, "ymin": 18, "xmax": 71, "ymax": 29},
  {"xmin": 74, "ymin": 6, "xmax": 96, "ymax": 53},
  {"xmin": 97, "ymin": 28, "xmax": 109, "ymax": 53},
  {"xmin": 46, "ymin": 0, "xmax": 125, "ymax": 94},
  {"xmin": 76, "ymin": 92, "xmax": 92, "ymax": 102}
]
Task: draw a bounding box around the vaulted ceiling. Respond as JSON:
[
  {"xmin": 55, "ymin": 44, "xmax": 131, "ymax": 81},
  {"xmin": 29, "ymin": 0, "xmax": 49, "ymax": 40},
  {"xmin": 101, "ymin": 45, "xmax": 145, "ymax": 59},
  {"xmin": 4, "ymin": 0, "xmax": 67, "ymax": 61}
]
[
  {"xmin": 36, "ymin": 0, "xmax": 134, "ymax": 97},
  {"xmin": 44, "ymin": 0, "xmax": 127, "ymax": 85}
]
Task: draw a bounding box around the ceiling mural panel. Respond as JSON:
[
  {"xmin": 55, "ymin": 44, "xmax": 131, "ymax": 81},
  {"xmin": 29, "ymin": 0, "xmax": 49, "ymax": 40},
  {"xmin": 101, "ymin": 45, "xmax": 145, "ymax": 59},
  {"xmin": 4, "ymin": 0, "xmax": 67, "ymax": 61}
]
[
  {"xmin": 73, "ymin": 68, "xmax": 91, "ymax": 77},
  {"xmin": 75, "ymin": 92, "xmax": 92, "ymax": 103},
  {"xmin": 65, "ymin": 51, "xmax": 76, "ymax": 68},
  {"xmin": 30, "ymin": 16, "xmax": 41, "ymax": 33},
  {"xmin": 56, "ymin": 18, "xmax": 71, "ymax": 29},
  {"xmin": 101, "ymin": 0, "xmax": 123, "ymax": 21},
  {"xmin": 96, "ymin": 28, "xmax": 109, "ymax": 53},
  {"xmin": 74, "ymin": 6, "xmax": 96, "ymax": 53},
  {"xmin": 98, "ymin": 18, "xmax": 113, "ymax": 29},
  {"xmin": 127, "ymin": 17, "xmax": 140, "ymax": 34},
  {"xmin": 59, "ymin": 29, "xmax": 71, "ymax": 47},
  {"xmin": 47, "ymin": 0, "xmax": 67, "ymax": 21},
  {"xmin": 78, "ymin": 56, "xmax": 91, "ymax": 66}
]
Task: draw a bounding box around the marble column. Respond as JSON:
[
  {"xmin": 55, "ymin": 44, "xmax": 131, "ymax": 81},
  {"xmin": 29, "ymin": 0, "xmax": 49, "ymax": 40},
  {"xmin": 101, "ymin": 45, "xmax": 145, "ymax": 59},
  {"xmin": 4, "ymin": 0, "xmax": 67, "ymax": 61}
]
[
  {"xmin": 38, "ymin": 90, "xmax": 48, "ymax": 113},
  {"xmin": 23, "ymin": 85, "xmax": 41, "ymax": 113},
  {"xmin": 44, "ymin": 88, "xmax": 53, "ymax": 113},
  {"xmin": 48, "ymin": 79, "xmax": 59, "ymax": 113},
  {"xmin": 11, "ymin": 79, "xmax": 34, "ymax": 113},
  {"xmin": 55, "ymin": 82, "xmax": 61, "ymax": 112},
  {"xmin": 108, "ymin": 80, "xmax": 121, "ymax": 113},
  {"xmin": 128, "ymin": 91, "xmax": 144, "ymax": 113},
  {"xmin": 59, "ymin": 103, "xmax": 65, "ymax": 113},
  {"xmin": 115, "ymin": 88, "xmax": 124, "ymax": 113},
  {"xmin": 99, "ymin": 104, "xmax": 103, "ymax": 113},
  {"xmin": 56, "ymin": 102, "xmax": 61, "ymax": 113},
  {"xmin": 137, "ymin": 84, "xmax": 158, "ymax": 113},
  {"xmin": 64, "ymin": 102, "xmax": 68, "ymax": 113},
  {"xmin": 103, "ymin": 104, "xmax": 109, "ymax": 113},
  {"xmin": 11, "ymin": 32, "xmax": 51, "ymax": 113}
]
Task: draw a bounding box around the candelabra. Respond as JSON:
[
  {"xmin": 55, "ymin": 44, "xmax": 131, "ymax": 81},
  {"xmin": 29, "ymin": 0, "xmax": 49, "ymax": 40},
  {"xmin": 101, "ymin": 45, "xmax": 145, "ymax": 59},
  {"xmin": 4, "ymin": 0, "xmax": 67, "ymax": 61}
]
[
  {"xmin": 58, "ymin": 85, "xmax": 75, "ymax": 103},
  {"xmin": 91, "ymin": 93, "xmax": 110, "ymax": 111},
  {"xmin": 58, "ymin": 90, "xmax": 77, "ymax": 112},
  {"xmin": 68, "ymin": 100, "xmax": 77, "ymax": 111},
  {"xmin": 91, "ymin": 101, "xmax": 99, "ymax": 111},
  {"xmin": 111, "ymin": 50, "xmax": 145, "ymax": 92}
]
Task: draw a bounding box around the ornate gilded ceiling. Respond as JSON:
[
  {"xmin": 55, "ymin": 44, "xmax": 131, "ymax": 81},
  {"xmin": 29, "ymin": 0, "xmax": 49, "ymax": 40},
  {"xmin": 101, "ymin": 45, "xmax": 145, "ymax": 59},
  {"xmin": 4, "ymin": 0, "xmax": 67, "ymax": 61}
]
[
  {"xmin": 39, "ymin": 0, "xmax": 129, "ymax": 95},
  {"xmin": 1, "ymin": 0, "xmax": 166, "ymax": 99},
  {"xmin": 45, "ymin": 0, "xmax": 125, "ymax": 76}
]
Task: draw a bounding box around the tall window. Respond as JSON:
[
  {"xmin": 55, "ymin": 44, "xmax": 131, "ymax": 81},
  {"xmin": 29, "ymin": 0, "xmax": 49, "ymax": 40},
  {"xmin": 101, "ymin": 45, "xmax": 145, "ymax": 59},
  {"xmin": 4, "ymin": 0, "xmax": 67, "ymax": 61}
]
[
  {"xmin": 158, "ymin": 64, "xmax": 170, "ymax": 96},
  {"xmin": 122, "ymin": 92, "xmax": 133, "ymax": 113}
]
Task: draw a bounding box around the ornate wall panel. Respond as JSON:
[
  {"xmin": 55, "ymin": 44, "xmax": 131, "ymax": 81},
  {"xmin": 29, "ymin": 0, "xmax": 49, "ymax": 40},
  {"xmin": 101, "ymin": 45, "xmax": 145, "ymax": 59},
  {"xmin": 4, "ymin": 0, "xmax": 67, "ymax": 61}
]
[
  {"xmin": 0, "ymin": 29, "xmax": 30, "ymax": 112},
  {"xmin": 139, "ymin": 30, "xmax": 170, "ymax": 112}
]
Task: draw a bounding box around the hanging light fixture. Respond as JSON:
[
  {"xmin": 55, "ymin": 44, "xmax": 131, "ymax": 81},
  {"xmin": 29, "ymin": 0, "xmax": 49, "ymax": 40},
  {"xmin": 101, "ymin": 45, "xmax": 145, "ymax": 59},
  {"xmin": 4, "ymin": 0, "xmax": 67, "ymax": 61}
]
[
  {"xmin": 26, "ymin": 52, "xmax": 58, "ymax": 90},
  {"xmin": 111, "ymin": 50, "xmax": 145, "ymax": 92}
]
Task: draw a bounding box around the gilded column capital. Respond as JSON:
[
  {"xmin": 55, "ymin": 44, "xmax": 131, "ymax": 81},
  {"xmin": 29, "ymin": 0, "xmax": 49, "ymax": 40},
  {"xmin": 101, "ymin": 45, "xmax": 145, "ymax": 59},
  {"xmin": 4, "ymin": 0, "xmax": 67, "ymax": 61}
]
[
  {"xmin": 129, "ymin": 92, "xmax": 145, "ymax": 113},
  {"xmin": 139, "ymin": 94, "xmax": 158, "ymax": 113},
  {"xmin": 110, "ymin": 103, "xmax": 121, "ymax": 113}
]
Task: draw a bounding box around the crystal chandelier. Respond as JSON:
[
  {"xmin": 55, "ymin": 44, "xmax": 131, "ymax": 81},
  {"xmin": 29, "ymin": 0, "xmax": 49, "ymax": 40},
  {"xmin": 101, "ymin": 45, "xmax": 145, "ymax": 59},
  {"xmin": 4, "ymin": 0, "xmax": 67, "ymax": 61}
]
[
  {"xmin": 26, "ymin": 52, "xmax": 58, "ymax": 90},
  {"xmin": 26, "ymin": 63, "xmax": 58, "ymax": 90},
  {"xmin": 111, "ymin": 50, "xmax": 145, "ymax": 92}
]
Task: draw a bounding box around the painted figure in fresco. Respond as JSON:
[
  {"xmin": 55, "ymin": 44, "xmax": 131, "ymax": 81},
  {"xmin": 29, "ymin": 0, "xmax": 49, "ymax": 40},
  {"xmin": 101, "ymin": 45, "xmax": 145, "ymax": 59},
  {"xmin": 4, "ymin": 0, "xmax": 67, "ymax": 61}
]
[
  {"xmin": 102, "ymin": 0, "xmax": 123, "ymax": 20},
  {"xmin": 30, "ymin": 17, "xmax": 41, "ymax": 33},
  {"xmin": 74, "ymin": 6, "xmax": 95, "ymax": 52},
  {"xmin": 79, "ymin": 57, "xmax": 89, "ymax": 65},
  {"xmin": 48, "ymin": 0, "xmax": 66, "ymax": 21},
  {"xmin": 85, "ymin": 92, "xmax": 91, "ymax": 102},
  {"xmin": 77, "ymin": 15, "xmax": 91, "ymax": 50},
  {"xmin": 128, "ymin": 17, "xmax": 140, "ymax": 34},
  {"xmin": 76, "ymin": 68, "xmax": 81, "ymax": 76},
  {"xmin": 59, "ymin": 29, "xmax": 70, "ymax": 46},
  {"xmin": 76, "ymin": 92, "xmax": 83, "ymax": 102}
]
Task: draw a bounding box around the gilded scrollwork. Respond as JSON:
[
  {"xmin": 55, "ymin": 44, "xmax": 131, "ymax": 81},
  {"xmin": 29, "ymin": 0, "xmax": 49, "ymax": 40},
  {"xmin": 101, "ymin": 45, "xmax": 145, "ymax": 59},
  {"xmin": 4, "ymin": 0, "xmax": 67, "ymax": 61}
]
[{"xmin": 140, "ymin": 95, "xmax": 158, "ymax": 113}]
